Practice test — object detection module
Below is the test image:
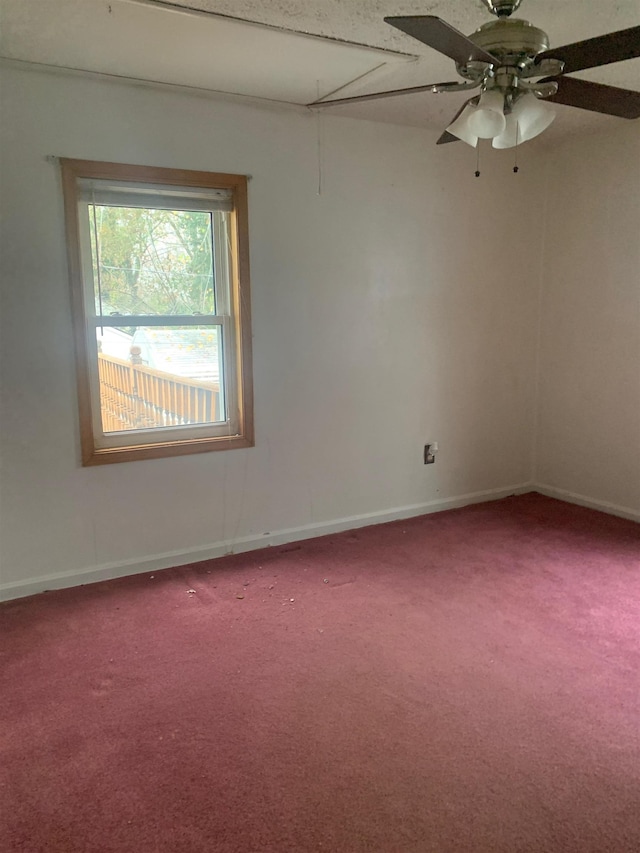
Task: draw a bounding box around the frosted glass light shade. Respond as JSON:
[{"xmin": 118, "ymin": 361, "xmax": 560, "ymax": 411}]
[
  {"xmin": 447, "ymin": 103, "xmax": 479, "ymax": 147},
  {"xmin": 492, "ymin": 114, "xmax": 519, "ymax": 149},
  {"xmin": 492, "ymin": 94, "xmax": 556, "ymax": 148},
  {"xmin": 513, "ymin": 95, "xmax": 556, "ymax": 142},
  {"xmin": 513, "ymin": 94, "xmax": 555, "ymax": 142},
  {"xmin": 467, "ymin": 90, "xmax": 506, "ymax": 139}
]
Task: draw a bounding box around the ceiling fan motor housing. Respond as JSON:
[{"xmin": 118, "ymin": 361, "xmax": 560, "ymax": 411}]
[
  {"xmin": 469, "ymin": 19, "xmax": 548, "ymax": 62},
  {"xmin": 457, "ymin": 18, "xmax": 550, "ymax": 84}
]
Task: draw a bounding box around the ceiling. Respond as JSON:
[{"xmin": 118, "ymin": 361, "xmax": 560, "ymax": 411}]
[{"xmin": 2, "ymin": 0, "xmax": 639, "ymax": 145}]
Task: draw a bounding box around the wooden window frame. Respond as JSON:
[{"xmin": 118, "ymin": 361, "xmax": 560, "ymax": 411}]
[{"xmin": 61, "ymin": 159, "xmax": 254, "ymax": 465}]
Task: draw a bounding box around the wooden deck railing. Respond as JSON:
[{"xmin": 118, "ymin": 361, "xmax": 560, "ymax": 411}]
[{"xmin": 98, "ymin": 353, "xmax": 220, "ymax": 432}]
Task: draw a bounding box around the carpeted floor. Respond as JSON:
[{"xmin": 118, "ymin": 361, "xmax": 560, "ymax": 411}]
[{"xmin": 1, "ymin": 493, "xmax": 640, "ymax": 852}]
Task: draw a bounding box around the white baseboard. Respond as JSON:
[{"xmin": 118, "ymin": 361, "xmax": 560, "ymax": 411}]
[
  {"xmin": 0, "ymin": 481, "xmax": 533, "ymax": 602},
  {"xmin": 533, "ymin": 483, "xmax": 640, "ymax": 523}
]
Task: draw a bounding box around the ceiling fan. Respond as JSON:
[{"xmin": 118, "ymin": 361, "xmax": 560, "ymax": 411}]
[{"xmin": 308, "ymin": 0, "xmax": 640, "ymax": 148}]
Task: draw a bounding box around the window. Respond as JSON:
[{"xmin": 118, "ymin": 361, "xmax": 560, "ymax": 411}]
[{"xmin": 61, "ymin": 160, "xmax": 253, "ymax": 465}]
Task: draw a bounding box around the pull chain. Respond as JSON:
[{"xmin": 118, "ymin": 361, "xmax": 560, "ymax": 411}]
[
  {"xmin": 513, "ymin": 123, "xmax": 520, "ymax": 173},
  {"xmin": 316, "ymin": 80, "xmax": 323, "ymax": 196},
  {"xmin": 475, "ymin": 142, "xmax": 481, "ymax": 178}
]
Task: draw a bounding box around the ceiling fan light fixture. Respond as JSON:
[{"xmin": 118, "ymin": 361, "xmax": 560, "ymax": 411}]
[
  {"xmin": 467, "ymin": 89, "xmax": 507, "ymax": 138},
  {"xmin": 446, "ymin": 103, "xmax": 480, "ymax": 147}
]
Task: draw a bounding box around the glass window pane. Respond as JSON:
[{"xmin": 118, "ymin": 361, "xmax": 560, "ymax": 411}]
[
  {"xmin": 96, "ymin": 325, "xmax": 225, "ymax": 433},
  {"xmin": 88, "ymin": 206, "xmax": 218, "ymax": 316}
]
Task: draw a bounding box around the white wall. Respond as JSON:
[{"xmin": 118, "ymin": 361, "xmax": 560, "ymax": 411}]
[
  {"xmin": 535, "ymin": 123, "xmax": 640, "ymax": 518},
  {"xmin": 0, "ymin": 65, "xmax": 546, "ymax": 597}
]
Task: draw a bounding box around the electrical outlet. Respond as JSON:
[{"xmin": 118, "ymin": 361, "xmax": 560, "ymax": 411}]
[{"xmin": 424, "ymin": 444, "xmax": 436, "ymax": 464}]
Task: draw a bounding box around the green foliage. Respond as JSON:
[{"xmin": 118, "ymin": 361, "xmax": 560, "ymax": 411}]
[{"xmin": 89, "ymin": 205, "xmax": 216, "ymax": 316}]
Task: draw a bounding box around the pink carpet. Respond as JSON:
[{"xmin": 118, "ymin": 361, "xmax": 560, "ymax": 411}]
[{"xmin": 1, "ymin": 493, "xmax": 640, "ymax": 852}]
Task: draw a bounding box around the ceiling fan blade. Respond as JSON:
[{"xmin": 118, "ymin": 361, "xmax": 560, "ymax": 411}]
[
  {"xmin": 535, "ymin": 26, "xmax": 640, "ymax": 75},
  {"xmin": 384, "ymin": 16, "xmax": 498, "ymax": 66},
  {"xmin": 308, "ymin": 82, "xmax": 460, "ymax": 108},
  {"xmin": 436, "ymin": 97, "xmax": 480, "ymax": 144},
  {"xmin": 540, "ymin": 77, "xmax": 640, "ymax": 119},
  {"xmin": 436, "ymin": 129, "xmax": 461, "ymax": 145}
]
